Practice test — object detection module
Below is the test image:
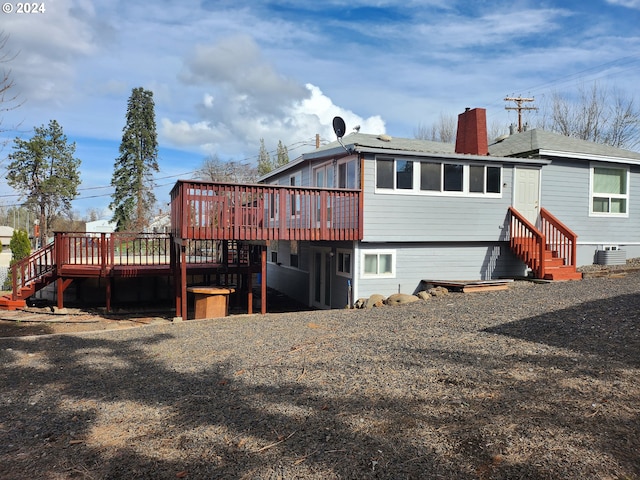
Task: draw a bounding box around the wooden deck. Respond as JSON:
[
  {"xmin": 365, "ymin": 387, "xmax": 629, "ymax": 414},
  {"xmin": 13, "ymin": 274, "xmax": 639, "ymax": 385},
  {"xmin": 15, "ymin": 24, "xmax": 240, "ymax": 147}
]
[
  {"xmin": 170, "ymin": 180, "xmax": 362, "ymax": 241},
  {"xmin": 2, "ymin": 180, "xmax": 363, "ymax": 316}
]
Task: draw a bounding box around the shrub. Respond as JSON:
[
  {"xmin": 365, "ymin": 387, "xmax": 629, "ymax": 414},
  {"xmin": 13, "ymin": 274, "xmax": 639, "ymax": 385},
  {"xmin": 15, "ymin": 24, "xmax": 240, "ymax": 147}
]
[{"xmin": 3, "ymin": 230, "xmax": 31, "ymax": 290}]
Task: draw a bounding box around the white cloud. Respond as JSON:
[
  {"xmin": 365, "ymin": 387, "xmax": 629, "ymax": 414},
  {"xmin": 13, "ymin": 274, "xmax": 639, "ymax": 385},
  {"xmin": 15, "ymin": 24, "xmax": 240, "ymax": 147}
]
[
  {"xmin": 162, "ymin": 83, "xmax": 385, "ymax": 157},
  {"xmin": 605, "ymin": 0, "xmax": 640, "ymax": 8},
  {"xmin": 4, "ymin": 0, "xmax": 101, "ymax": 104},
  {"xmin": 162, "ymin": 35, "xmax": 385, "ymax": 157}
]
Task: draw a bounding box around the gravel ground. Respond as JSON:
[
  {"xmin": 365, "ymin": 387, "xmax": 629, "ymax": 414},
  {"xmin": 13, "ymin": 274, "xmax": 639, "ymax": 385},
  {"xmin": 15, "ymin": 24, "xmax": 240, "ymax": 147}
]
[{"xmin": 1, "ymin": 273, "xmax": 639, "ymax": 479}]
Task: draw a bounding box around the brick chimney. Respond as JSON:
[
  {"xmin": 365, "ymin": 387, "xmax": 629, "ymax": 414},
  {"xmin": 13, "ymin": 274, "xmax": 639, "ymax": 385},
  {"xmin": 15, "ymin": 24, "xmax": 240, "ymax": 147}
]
[{"xmin": 455, "ymin": 107, "xmax": 488, "ymax": 155}]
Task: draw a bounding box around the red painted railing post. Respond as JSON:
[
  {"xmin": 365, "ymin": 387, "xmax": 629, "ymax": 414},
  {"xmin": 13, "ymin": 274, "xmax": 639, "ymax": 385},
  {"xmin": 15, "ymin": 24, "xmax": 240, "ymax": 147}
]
[{"xmin": 101, "ymin": 233, "xmax": 108, "ymax": 276}]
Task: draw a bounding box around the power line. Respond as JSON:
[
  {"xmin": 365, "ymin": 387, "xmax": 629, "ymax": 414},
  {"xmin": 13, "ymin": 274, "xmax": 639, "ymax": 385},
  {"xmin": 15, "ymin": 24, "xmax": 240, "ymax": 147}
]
[{"xmin": 504, "ymin": 97, "xmax": 538, "ymax": 133}]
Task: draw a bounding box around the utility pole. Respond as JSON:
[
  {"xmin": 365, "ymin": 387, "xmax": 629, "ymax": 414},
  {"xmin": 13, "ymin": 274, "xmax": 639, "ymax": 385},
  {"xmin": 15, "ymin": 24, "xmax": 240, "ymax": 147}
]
[{"xmin": 504, "ymin": 96, "xmax": 537, "ymax": 133}]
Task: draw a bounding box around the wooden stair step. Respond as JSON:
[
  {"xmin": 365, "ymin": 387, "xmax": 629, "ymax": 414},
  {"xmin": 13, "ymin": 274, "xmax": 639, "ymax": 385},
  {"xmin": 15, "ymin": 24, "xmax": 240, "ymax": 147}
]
[
  {"xmin": 0, "ymin": 295, "xmax": 27, "ymax": 311},
  {"xmin": 544, "ymin": 257, "xmax": 566, "ymax": 267},
  {"xmin": 543, "ymin": 266, "xmax": 583, "ymax": 281}
]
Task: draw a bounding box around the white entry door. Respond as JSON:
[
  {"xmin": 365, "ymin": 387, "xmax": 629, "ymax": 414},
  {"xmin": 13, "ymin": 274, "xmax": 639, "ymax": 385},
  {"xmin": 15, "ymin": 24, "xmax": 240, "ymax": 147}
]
[
  {"xmin": 311, "ymin": 248, "xmax": 332, "ymax": 309},
  {"xmin": 514, "ymin": 167, "xmax": 540, "ymax": 224}
]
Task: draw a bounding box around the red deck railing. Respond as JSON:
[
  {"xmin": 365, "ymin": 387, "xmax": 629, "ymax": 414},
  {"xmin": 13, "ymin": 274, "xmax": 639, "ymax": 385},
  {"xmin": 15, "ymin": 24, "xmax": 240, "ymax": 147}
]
[
  {"xmin": 54, "ymin": 232, "xmax": 172, "ymax": 269},
  {"xmin": 10, "ymin": 233, "xmax": 174, "ymax": 299},
  {"xmin": 170, "ymin": 180, "xmax": 362, "ymax": 241},
  {"xmin": 508, "ymin": 207, "xmax": 578, "ymax": 279},
  {"xmin": 539, "ymin": 208, "xmax": 577, "ymax": 269},
  {"xmin": 11, "ymin": 242, "xmax": 55, "ymax": 301},
  {"xmin": 508, "ymin": 207, "xmax": 546, "ymax": 278}
]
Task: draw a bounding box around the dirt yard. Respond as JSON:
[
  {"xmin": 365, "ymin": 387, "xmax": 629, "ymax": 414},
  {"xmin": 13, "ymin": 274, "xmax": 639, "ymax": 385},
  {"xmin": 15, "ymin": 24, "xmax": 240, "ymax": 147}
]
[{"xmin": 1, "ymin": 268, "xmax": 639, "ymax": 479}]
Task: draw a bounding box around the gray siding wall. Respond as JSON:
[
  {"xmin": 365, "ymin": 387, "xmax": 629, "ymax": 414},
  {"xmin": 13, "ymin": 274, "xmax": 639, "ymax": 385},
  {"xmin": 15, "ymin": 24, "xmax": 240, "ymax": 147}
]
[
  {"xmin": 362, "ymin": 157, "xmax": 514, "ymax": 242},
  {"xmin": 540, "ymin": 160, "xmax": 640, "ymax": 265},
  {"xmin": 266, "ymin": 240, "xmax": 354, "ymax": 309},
  {"xmin": 266, "ymin": 263, "xmax": 309, "ymax": 305},
  {"xmin": 354, "ymin": 242, "xmax": 526, "ymax": 300},
  {"xmin": 266, "ymin": 240, "xmax": 310, "ymax": 305}
]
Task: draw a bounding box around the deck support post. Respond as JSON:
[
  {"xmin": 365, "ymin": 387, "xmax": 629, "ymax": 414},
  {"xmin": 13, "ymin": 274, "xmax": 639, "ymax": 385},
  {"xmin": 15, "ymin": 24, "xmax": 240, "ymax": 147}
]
[
  {"xmin": 261, "ymin": 246, "xmax": 267, "ymax": 314},
  {"xmin": 181, "ymin": 243, "xmax": 187, "ymax": 320},
  {"xmin": 105, "ymin": 277, "xmax": 112, "ymax": 312},
  {"xmin": 57, "ymin": 277, "xmax": 64, "ymax": 310},
  {"xmin": 56, "ymin": 278, "xmax": 73, "ymax": 310},
  {"xmin": 247, "ymin": 269, "xmax": 253, "ymax": 314}
]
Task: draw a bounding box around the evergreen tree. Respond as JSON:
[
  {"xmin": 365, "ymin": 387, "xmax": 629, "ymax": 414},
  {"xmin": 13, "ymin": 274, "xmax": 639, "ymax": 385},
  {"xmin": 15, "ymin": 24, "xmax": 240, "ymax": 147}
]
[
  {"xmin": 110, "ymin": 87, "xmax": 159, "ymax": 231},
  {"xmin": 257, "ymin": 138, "xmax": 274, "ymax": 176},
  {"xmin": 276, "ymin": 140, "xmax": 289, "ymax": 168},
  {"xmin": 3, "ymin": 229, "xmax": 30, "ymax": 290},
  {"xmin": 6, "ymin": 120, "xmax": 81, "ymax": 246}
]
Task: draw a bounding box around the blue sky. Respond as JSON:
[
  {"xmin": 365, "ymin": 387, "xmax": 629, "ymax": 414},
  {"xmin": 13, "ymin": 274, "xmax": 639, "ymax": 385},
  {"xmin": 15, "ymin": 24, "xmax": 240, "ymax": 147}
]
[{"xmin": 1, "ymin": 0, "xmax": 639, "ymax": 218}]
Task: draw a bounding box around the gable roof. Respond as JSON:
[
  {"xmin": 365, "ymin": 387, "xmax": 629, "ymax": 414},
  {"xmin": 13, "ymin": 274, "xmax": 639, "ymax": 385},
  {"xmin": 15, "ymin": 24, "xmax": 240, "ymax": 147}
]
[
  {"xmin": 489, "ymin": 128, "xmax": 640, "ymax": 163},
  {"xmin": 316, "ymin": 132, "xmax": 456, "ymax": 155},
  {"xmin": 260, "ymin": 131, "xmax": 550, "ymax": 182}
]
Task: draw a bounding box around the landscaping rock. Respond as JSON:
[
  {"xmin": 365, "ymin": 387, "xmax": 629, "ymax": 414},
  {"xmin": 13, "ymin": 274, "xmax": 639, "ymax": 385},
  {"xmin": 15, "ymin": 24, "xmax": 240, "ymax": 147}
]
[
  {"xmin": 416, "ymin": 290, "xmax": 431, "ymax": 301},
  {"xmin": 366, "ymin": 294, "xmax": 386, "ymax": 308},
  {"xmin": 385, "ymin": 293, "xmax": 420, "ymax": 305},
  {"xmin": 428, "ymin": 286, "xmax": 449, "ymax": 297}
]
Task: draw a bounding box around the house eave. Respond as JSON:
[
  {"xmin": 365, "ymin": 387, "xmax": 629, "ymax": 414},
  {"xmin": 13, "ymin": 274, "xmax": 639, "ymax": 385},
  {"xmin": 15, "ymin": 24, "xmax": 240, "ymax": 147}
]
[{"xmin": 538, "ymin": 149, "xmax": 640, "ymax": 165}]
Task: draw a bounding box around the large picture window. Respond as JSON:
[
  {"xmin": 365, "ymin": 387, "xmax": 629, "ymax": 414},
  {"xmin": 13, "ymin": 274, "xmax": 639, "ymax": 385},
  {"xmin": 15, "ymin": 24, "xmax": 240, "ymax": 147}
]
[{"xmin": 591, "ymin": 166, "xmax": 629, "ymax": 215}]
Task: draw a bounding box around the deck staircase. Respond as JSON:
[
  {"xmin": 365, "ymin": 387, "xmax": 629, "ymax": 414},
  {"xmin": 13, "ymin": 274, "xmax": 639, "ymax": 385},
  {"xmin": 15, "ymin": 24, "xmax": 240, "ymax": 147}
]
[
  {"xmin": 509, "ymin": 207, "xmax": 582, "ymax": 281},
  {"xmin": 0, "ymin": 243, "xmax": 57, "ymax": 311}
]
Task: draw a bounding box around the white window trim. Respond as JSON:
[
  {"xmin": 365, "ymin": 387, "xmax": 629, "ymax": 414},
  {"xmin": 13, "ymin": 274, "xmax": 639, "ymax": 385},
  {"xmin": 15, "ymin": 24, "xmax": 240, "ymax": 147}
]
[
  {"xmin": 374, "ymin": 158, "xmax": 502, "ymax": 198},
  {"xmin": 589, "ymin": 163, "xmax": 630, "ymax": 218},
  {"xmin": 360, "ymin": 249, "xmax": 396, "ymax": 278},
  {"xmin": 336, "ymin": 248, "xmax": 353, "ymax": 278}
]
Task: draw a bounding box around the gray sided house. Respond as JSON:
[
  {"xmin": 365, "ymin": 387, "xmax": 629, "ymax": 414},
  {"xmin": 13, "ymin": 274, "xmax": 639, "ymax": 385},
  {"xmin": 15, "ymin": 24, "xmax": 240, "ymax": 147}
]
[
  {"xmin": 261, "ymin": 108, "xmax": 640, "ymax": 309},
  {"xmin": 489, "ymin": 128, "xmax": 640, "ymax": 266}
]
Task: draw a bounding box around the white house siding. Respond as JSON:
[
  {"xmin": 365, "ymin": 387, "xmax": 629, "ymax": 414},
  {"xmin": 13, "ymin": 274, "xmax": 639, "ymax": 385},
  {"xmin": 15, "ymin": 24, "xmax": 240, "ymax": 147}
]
[
  {"xmin": 540, "ymin": 160, "xmax": 640, "ymax": 265},
  {"xmin": 361, "ymin": 158, "xmax": 514, "ymax": 242},
  {"xmin": 354, "ymin": 242, "xmax": 526, "ymax": 301}
]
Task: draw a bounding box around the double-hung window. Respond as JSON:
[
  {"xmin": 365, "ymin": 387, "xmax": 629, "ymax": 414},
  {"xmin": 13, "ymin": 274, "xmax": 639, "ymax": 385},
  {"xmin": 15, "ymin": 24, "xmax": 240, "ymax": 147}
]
[{"xmin": 591, "ymin": 165, "xmax": 629, "ymax": 216}]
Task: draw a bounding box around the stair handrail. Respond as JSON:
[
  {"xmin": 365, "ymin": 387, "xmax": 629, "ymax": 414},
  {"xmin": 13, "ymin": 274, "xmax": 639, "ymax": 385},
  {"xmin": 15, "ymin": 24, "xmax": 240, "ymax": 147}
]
[
  {"xmin": 11, "ymin": 242, "xmax": 56, "ymax": 301},
  {"xmin": 508, "ymin": 207, "xmax": 546, "ymax": 279},
  {"xmin": 539, "ymin": 208, "xmax": 577, "ymax": 268}
]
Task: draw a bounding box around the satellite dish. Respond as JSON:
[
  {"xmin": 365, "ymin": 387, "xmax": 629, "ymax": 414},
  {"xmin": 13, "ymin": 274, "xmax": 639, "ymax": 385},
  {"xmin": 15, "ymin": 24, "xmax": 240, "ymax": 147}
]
[{"xmin": 333, "ymin": 116, "xmax": 346, "ymax": 139}]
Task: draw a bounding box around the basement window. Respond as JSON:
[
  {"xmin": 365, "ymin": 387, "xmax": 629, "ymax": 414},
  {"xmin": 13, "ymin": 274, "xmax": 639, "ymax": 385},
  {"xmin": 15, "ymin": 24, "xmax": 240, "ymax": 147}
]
[{"xmin": 361, "ymin": 250, "xmax": 395, "ymax": 278}]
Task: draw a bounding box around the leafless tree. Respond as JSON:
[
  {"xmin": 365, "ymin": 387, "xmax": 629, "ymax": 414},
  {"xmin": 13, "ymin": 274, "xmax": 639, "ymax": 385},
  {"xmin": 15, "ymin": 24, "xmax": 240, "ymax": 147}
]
[
  {"xmin": 0, "ymin": 31, "xmax": 22, "ymax": 150},
  {"xmin": 197, "ymin": 154, "xmax": 258, "ymax": 183},
  {"xmin": 414, "ymin": 112, "xmax": 456, "ymax": 143},
  {"xmin": 537, "ymin": 82, "xmax": 640, "ymax": 150}
]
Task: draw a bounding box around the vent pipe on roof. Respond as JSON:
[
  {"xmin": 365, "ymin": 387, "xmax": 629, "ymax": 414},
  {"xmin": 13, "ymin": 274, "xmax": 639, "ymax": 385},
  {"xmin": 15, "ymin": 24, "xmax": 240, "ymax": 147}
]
[{"xmin": 455, "ymin": 107, "xmax": 488, "ymax": 156}]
